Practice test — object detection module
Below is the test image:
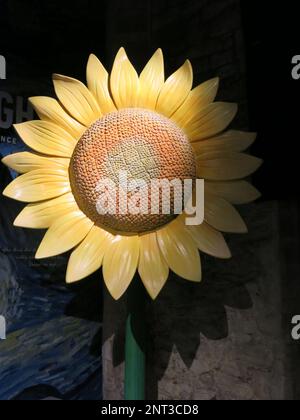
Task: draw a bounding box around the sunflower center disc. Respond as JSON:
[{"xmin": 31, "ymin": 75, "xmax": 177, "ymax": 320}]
[{"xmin": 70, "ymin": 108, "xmax": 196, "ymax": 234}]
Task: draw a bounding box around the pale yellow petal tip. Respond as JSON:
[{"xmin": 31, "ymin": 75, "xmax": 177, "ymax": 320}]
[
  {"xmin": 185, "ymin": 59, "xmax": 192, "ymax": 69},
  {"xmin": 256, "ymin": 157, "xmax": 264, "ymax": 169},
  {"xmin": 256, "ymin": 190, "xmax": 262, "ymax": 201},
  {"xmin": 104, "ymin": 273, "xmax": 135, "ymax": 300},
  {"xmin": 35, "ymin": 246, "xmax": 47, "ymax": 259},
  {"xmin": 1, "ymin": 155, "xmax": 10, "ymax": 167},
  {"xmin": 1, "ymin": 153, "xmax": 22, "ymax": 170},
  {"xmin": 53, "ymin": 73, "xmax": 80, "ymax": 85},
  {"xmin": 230, "ymin": 102, "xmax": 238, "ymax": 114},
  {"xmin": 248, "ymin": 156, "xmax": 263, "ymax": 175},
  {"xmin": 13, "ymin": 123, "xmax": 28, "ymax": 143},
  {"xmin": 35, "ymin": 241, "xmax": 63, "ymax": 259},
  {"xmin": 116, "ymin": 47, "xmax": 127, "ymax": 60},
  {"xmin": 184, "ymin": 272, "xmax": 202, "ymax": 283},
  {"xmin": 35, "ymin": 247, "xmax": 54, "ymax": 260},
  {"xmin": 217, "ymin": 102, "xmax": 238, "ymax": 119},
  {"xmin": 114, "ymin": 47, "xmax": 131, "ymax": 66},
  {"xmin": 206, "ymin": 76, "xmax": 219, "ymax": 89},
  {"xmin": 224, "ymin": 102, "xmax": 238, "ymax": 127},
  {"xmin": 13, "ymin": 214, "xmax": 25, "ymax": 228},
  {"xmin": 52, "ymin": 73, "xmax": 62, "ymax": 79},
  {"xmin": 146, "ymin": 282, "xmax": 167, "ymax": 300},
  {"xmin": 230, "ymin": 216, "xmax": 248, "ymax": 234},
  {"xmin": 139, "ymin": 276, "xmax": 167, "ymax": 300},
  {"xmin": 112, "ymin": 293, "xmax": 123, "ymax": 301},
  {"xmin": 149, "ymin": 291, "xmax": 160, "ymax": 301},
  {"xmin": 66, "ymin": 257, "xmax": 96, "ymax": 285},
  {"xmin": 239, "ymin": 224, "xmax": 249, "ymax": 234},
  {"xmin": 1, "ymin": 152, "xmax": 31, "ymax": 174},
  {"xmin": 87, "ymin": 53, "xmax": 100, "ymax": 68},
  {"xmin": 66, "ymin": 270, "xmax": 83, "ymax": 285},
  {"xmin": 154, "ymin": 48, "xmax": 164, "ymax": 60},
  {"xmin": 181, "ymin": 261, "xmax": 202, "ymax": 283},
  {"xmin": 2, "ymin": 185, "xmax": 10, "ymax": 197},
  {"xmin": 28, "ymin": 96, "xmax": 50, "ymax": 111},
  {"xmin": 13, "ymin": 212, "xmax": 39, "ymax": 229},
  {"xmin": 2, "ymin": 184, "xmax": 15, "ymax": 199},
  {"xmin": 28, "ymin": 96, "xmax": 40, "ymax": 105},
  {"xmin": 88, "ymin": 53, "xmax": 98, "ymax": 61},
  {"xmin": 181, "ymin": 59, "xmax": 193, "ymax": 79},
  {"xmin": 13, "ymin": 122, "xmax": 23, "ymax": 133},
  {"xmin": 249, "ymin": 132, "xmax": 258, "ymax": 142},
  {"xmin": 52, "ymin": 73, "xmax": 68, "ymax": 82},
  {"xmin": 220, "ymin": 247, "xmax": 232, "ymax": 260},
  {"xmin": 250, "ymin": 186, "xmax": 262, "ymax": 202},
  {"xmin": 106, "ymin": 286, "xmax": 126, "ymax": 301}
]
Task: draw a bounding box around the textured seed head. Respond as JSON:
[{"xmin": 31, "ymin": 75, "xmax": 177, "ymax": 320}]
[{"xmin": 70, "ymin": 108, "xmax": 196, "ymax": 234}]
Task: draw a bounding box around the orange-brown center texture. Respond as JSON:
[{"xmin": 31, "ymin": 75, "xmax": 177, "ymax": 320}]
[{"xmin": 69, "ymin": 108, "xmax": 196, "ymax": 234}]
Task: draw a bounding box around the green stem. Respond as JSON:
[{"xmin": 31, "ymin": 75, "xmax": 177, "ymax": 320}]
[{"xmin": 125, "ymin": 278, "xmax": 147, "ymax": 400}]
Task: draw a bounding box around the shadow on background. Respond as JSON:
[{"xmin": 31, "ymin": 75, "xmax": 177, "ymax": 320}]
[{"xmin": 102, "ymin": 242, "xmax": 257, "ymax": 399}]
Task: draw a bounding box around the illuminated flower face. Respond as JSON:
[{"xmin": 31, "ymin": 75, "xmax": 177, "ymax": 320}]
[{"xmin": 2, "ymin": 48, "xmax": 262, "ymax": 299}]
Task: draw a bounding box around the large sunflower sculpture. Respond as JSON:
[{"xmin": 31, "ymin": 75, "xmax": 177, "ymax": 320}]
[{"xmin": 2, "ymin": 48, "xmax": 261, "ymax": 300}]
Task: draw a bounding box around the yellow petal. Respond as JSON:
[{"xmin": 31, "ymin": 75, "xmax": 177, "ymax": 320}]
[
  {"xmin": 172, "ymin": 78, "xmax": 219, "ymax": 127},
  {"xmin": 138, "ymin": 49, "xmax": 164, "ymax": 110},
  {"xmin": 205, "ymin": 181, "xmax": 261, "ymax": 204},
  {"xmin": 156, "ymin": 60, "xmax": 193, "ymax": 117},
  {"xmin": 3, "ymin": 168, "xmax": 70, "ymax": 202},
  {"xmin": 2, "ymin": 152, "xmax": 69, "ymax": 174},
  {"xmin": 138, "ymin": 232, "xmax": 169, "ymax": 299},
  {"xmin": 178, "ymin": 216, "xmax": 231, "ymax": 259},
  {"xmin": 29, "ymin": 96, "xmax": 85, "ymax": 140},
  {"xmin": 14, "ymin": 192, "xmax": 78, "ymax": 228},
  {"xmin": 87, "ymin": 54, "xmax": 117, "ymax": 115},
  {"xmin": 192, "ymin": 130, "xmax": 257, "ymax": 154},
  {"xmin": 184, "ymin": 102, "xmax": 238, "ymax": 141},
  {"xmin": 197, "ymin": 152, "xmax": 262, "ymax": 181},
  {"xmin": 205, "ymin": 193, "xmax": 247, "ymax": 233},
  {"xmin": 14, "ymin": 121, "xmax": 77, "ymax": 157},
  {"xmin": 66, "ymin": 226, "xmax": 113, "ymax": 283},
  {"xmin": 53, "ymin": 74, "xmax": 102, "ymax": 127},
  {"xmin": 110, "ymin": 47, "xmax": 140, "ymax": 109},
  {"xmin": 157, "ymin": 220, "xmax": 201, "ymax": 282},
  {"xmin": 103, "ymin": 235, "xmax": 140, "ymax": 300},
  {"xmin": 36, "ymin": 211, "xmax": 94, "ymax": 259}
]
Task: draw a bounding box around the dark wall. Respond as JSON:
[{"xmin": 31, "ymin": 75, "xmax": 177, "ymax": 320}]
[
  {"xmin": 241, "ymin": 1, "xmax": 299, "ymax": 200},
  {"xmin": 0, "ymin": 0, "xmax": 107, "ymax": 97},
  {"xmin": 106, "ymin": 0, "xmax": 249, "ymax": 124}
]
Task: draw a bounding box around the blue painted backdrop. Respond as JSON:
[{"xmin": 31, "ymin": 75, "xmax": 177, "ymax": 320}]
[{"xmin": 0, "ymin": 136, "xmax": 102, "ymax": 400}]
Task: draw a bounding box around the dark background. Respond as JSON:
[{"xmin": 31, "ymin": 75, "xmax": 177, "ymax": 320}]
[{"xmin": 0, "ymin": 0, "xmax": 300, "ymax": 400}]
